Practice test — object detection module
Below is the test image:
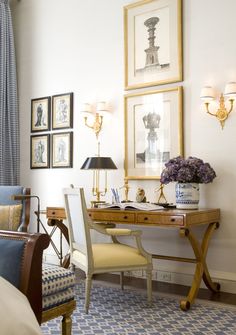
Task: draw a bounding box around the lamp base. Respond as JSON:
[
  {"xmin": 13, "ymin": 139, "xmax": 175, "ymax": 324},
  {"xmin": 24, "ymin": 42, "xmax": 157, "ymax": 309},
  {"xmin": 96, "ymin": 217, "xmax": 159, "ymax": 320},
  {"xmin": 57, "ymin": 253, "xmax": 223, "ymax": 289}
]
[{"xmin": 90, "ymin": 200, "xmax": 106, "ymax": 208}]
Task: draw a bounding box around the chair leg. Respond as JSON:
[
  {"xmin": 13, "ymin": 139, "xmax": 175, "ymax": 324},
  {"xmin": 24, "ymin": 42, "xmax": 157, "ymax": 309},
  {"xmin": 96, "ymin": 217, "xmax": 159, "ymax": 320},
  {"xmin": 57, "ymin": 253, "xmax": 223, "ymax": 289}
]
[
  {"xmin": 120, "ymin": 271, "xmax": 124, "ymax": 290},
  {"xmin": 62, "ymin": 312, "xmax": 73, "ymax": 335},
  {"xmin": 85, "ymin": 274, "xmax": 92, "ymax": 314},
  {"xmin": 146, "ymin": 269, "xmax": 152, "ymax": 305}
]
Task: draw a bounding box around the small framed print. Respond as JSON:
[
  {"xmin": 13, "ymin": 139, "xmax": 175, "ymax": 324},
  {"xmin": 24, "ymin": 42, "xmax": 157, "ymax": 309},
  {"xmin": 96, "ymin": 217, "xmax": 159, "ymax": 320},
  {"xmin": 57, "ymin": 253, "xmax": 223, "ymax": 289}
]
[
  {"xmin": 124, "ymin": 0, "xmax": 182, "ymax": 90},
  {"xmin": 30, "ymin": 134, "xmax": 50, "ymax": 169},
  {"xmin": 52, "ymin": 92, "xmax": 73, "ymax": 130},
  {"xmin": 52, "ymin": 132, "xmax": 73, "ymax": 168},
  {"xmin": 31, "ymin": 96, "xmax": 51, "ymax": 132},
  {"xmin": 124, "ymin": 86, "xmax": 183, "ymax": 180}
]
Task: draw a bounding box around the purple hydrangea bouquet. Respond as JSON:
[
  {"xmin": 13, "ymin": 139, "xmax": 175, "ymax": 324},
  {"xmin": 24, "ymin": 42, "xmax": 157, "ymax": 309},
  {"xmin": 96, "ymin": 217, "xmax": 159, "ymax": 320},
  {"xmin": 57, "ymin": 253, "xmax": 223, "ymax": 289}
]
[{"xmin": 160, "ymin": 156, "xmax": 216, "ymax": 185}]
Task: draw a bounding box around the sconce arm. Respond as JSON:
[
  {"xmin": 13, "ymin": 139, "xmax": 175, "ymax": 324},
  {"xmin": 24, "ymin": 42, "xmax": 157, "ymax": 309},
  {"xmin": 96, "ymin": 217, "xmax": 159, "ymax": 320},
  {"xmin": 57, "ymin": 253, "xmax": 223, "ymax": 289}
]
[
  {"xmin": 84, "ymin": 116, "xmax": 94, "ymax": 130},
  {"xmin": 84, "ymin": 114, "xmax": 103, "ymax": 139},
  {"xmin": 227, "ymin": 99, "xmax": 235, "ymax": 115},
  {"xmin": 205, "ymin": 102, "xmax": 216, "ymax": 117}
]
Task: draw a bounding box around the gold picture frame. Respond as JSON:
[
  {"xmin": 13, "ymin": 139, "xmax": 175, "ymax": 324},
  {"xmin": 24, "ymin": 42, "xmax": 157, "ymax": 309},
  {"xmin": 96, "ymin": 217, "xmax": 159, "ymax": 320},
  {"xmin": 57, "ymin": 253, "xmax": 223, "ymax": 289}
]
[
  {"xmin": 124, "ymin": 0, "xmax": 182, "ymax": 90},
  {"xmin": 124, "ymin": 86, "xmax": 183, "ymax": 180}
]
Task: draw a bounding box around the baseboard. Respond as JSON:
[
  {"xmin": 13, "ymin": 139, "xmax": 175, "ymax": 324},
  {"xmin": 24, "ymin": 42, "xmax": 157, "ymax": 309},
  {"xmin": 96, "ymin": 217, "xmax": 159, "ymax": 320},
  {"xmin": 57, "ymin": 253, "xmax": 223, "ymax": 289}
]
[
  {"xmin": 44, "ymin": 252, "xmax": 236, "ymax": 294},
  {"xmin": 126, "ymin": 268, "xmax": 236, "ymax": 294}
]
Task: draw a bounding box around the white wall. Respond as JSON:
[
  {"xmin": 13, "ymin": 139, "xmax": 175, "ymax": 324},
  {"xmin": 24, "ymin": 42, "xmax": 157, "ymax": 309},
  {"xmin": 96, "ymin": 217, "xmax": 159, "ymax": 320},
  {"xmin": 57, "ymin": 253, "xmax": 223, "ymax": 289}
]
[{"xmin": 10, "ymin": 0, "xmax": 236, "ymax": 292}]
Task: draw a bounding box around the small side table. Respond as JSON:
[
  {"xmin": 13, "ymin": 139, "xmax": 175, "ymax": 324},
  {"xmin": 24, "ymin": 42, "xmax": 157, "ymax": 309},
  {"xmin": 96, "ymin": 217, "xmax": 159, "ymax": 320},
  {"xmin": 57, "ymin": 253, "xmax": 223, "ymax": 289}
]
[{"xmin": 36, "ymin": 207, "xmax": 70, "ymax": 268}]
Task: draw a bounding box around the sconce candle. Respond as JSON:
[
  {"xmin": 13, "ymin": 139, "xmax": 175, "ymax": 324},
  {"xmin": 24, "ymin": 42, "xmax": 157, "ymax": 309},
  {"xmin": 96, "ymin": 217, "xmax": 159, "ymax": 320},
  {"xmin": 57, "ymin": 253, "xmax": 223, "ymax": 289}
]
[{"xmin": 200, "ymin": 82, "xmax": 236, "ymax": 129}]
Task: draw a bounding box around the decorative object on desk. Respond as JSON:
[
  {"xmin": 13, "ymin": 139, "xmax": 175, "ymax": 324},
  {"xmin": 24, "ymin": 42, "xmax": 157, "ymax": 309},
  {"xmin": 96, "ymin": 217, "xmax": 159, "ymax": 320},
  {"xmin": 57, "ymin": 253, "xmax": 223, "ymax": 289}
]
[
  {"xmin": 135, "ymin": 188, "xmax": 147, "ymax": 203},
  {"xmin": 120, "ymin": 179, "xmax": 132, "ymax": 203},
  {"xmin": 31, "ymin": 96, "xmax": 51, "ymax": 132},
  {"xmin": 81, "ymin": 145, "xmax": 117, "ymax": 207},
  {"xmin": 124, "ymin": 0, "xmax": 182, "ymax": 90},
  {"xmin": 160, "ymin": 156, "xmax": 216, "ymax": 209},
  {"xmin": 155, "ymin": 183, "xmax": 168, "ymax": 204},
  {"xmin": 52, "ymin": 132, "xmax": 73, "ymax": 168},
  {"xmin": 200, "ymin": 83, "xmax": 236, "ymax": 129},
  {"xmin": 124, "ymin": 87, "xmax": 183, "ymax": 180},
  {"xmin": 81, "ymin": 101, "xmax": 110, "ymax": 139},
  {"xmin": 30, "ymin": 134, "xmax": 50, "ymax": 169},
  {"xmin": 52, "ymin": 92, "xmax": 73, "ymax": 130}
]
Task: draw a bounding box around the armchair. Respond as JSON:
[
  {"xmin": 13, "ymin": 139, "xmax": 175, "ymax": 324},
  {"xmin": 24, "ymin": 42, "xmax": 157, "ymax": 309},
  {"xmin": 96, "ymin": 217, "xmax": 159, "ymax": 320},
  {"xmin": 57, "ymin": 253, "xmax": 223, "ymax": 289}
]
[
  {"xmin": 0, "ymin": 230, "xmax": 76, "ymax": 335},
  {"xmin": 0, "ymin": 186, "xmax": 31, "ymax": 232},
  {"xmin": 63, "ymin": 187, "xmax": 153, "ymax": 313}
]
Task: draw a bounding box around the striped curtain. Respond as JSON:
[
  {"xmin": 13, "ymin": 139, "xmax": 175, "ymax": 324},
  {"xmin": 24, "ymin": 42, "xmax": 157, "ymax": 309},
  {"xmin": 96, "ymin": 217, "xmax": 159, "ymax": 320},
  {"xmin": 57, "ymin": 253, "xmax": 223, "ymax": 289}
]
[{"xmin": 0, "ymin": 0, "xmax": 20, "ymax": 185}]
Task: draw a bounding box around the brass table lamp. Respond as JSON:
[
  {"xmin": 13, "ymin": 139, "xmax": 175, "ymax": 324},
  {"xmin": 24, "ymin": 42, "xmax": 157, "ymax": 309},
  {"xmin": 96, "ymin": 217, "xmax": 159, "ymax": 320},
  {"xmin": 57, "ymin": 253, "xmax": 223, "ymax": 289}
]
[{"xmin": 81, "ymin": 156, "xmax": 117, "ymax": 207}]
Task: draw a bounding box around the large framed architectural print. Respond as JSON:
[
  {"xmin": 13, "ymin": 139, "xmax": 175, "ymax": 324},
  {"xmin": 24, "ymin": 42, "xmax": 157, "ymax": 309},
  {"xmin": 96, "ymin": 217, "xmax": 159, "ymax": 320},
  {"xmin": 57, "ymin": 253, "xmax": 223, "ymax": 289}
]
[
  {"xmin": 124, "ymin": 86, "xmax": 183, "ymax": 180},
  {"xmin": 124, "ymin": 0, "xmax": 182, "ymax": 90}
]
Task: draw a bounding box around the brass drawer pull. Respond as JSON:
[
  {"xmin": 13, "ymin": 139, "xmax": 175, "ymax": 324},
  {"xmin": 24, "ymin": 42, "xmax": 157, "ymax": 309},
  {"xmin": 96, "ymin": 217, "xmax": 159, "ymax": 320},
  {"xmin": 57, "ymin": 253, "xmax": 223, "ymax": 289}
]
[
  {"xmin": 171, "ymin": 218, "xmax": 176, "ymax": 222},
  {"xmin": 52, "ymin": 211, "xmax": 55, "ymax": 215},
  {"xmin": 144, "ymin": 217, "xmax": 148, "ymax": 221},
  {"xmin": 123, "ymin": 215, "xmax": 128, "ymax": 219}
]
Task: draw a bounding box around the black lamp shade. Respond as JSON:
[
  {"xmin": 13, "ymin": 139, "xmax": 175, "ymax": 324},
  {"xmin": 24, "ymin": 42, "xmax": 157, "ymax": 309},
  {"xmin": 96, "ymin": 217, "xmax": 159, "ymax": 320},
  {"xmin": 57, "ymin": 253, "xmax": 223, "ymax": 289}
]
[{"xmin": 81, "ymin": 157, "xmax": 117, "ymax": 170}]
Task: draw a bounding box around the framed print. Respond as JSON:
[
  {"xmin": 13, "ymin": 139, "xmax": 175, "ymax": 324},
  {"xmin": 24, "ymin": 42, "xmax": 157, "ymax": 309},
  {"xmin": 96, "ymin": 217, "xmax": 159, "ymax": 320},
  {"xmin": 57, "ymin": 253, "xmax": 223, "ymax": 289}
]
[
  {"xmin": 124, "ymin": 86, "xmax": 183, "ymax": 180},
  {"xmin": 31, "ymin": 96, "xmax": 51, "ymax": 132},
  {"xmin": 30, "ymin": 134, "xmax": 50, "ymax": 169},
  {"xmin": 52, "ymin": 92, "xmax": 73, "ymax": 130},
  {"xmin": 124, "ymin": 0, "xmax": 182, "ymax": 90},
  {"xmin": 52, "ymin": 132, "xmax": 73, "ymax": 168}
]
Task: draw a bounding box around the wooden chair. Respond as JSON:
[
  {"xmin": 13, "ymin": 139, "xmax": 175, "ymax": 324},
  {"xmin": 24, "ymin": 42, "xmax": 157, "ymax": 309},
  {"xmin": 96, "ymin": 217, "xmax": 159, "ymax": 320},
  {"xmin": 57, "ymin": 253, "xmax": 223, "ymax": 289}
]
[
  {"xmin": 63, "ymin": 187, "xmax": 153, "ymax": 313},
  {"xmin": 0, "ymin": 230, "xmax": 76, "ymax": 335},
  {"xmin": 0, "ymin": 186, "xmax": 31, "ymax": 232},
  {"xmin": 0, "ymin": 230, "xmax": 50, "ymax": 321}
]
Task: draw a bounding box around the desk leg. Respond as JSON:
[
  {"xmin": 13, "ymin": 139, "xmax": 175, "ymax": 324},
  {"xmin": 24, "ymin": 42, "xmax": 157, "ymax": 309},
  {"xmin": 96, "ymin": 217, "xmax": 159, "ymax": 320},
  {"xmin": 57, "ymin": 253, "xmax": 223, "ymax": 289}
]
[{"xmin": 179, "ymin": 222, "xmax": 220, "ymax": 311}]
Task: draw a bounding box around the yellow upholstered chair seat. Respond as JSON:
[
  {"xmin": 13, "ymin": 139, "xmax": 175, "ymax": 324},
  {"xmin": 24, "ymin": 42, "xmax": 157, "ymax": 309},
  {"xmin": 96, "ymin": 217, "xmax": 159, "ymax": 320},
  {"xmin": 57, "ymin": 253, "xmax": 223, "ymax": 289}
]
[
  {"xmin": 72, "ymin": 243, "xmax": 149, "ymax": 269},
  {"xmin": 92, "ymin": 244, "xmax": 149, "ymax": 268}
]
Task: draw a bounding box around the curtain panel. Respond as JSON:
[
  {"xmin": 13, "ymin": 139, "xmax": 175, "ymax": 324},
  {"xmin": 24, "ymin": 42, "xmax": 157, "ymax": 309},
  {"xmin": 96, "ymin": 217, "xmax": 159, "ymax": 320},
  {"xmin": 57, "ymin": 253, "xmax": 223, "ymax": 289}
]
[{"xmin": 0, "ymin": 0, "xmax": 20, "ymax": 185}]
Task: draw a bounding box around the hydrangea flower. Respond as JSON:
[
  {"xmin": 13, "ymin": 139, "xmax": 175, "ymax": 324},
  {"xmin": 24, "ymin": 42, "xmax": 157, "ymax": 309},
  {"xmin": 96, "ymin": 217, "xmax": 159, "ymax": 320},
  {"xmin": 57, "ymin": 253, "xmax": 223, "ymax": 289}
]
[{"xmin": 160, "ymin": 156, "xmax": 216, "ymax": 184}]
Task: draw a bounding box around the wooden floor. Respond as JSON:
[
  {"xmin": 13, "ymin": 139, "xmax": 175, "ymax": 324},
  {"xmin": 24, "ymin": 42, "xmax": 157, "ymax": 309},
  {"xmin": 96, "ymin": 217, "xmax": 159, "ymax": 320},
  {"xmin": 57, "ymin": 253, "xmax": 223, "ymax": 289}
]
[{"xmin": 76, "ymin": 270, "xmax": 236, "ymax": 306}]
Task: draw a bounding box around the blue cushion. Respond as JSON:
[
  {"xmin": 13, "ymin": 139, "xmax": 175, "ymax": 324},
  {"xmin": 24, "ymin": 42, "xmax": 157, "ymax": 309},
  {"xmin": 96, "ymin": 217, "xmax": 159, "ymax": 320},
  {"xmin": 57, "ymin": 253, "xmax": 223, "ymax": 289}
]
[
  {"xmin": 0, "ymin": 186, "xmax": 24, "ymax": 205},
  {"xmin": 0, "ymin": 238, "xmax": 25, "ymax": 288}
]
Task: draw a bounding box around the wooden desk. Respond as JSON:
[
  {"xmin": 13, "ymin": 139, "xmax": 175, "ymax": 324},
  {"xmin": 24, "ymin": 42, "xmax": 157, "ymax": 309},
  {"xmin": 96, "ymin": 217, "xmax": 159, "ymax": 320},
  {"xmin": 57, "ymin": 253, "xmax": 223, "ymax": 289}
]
[{"xmin": 88, "ymin": 207, "xmax": 221, "ymax": 311}]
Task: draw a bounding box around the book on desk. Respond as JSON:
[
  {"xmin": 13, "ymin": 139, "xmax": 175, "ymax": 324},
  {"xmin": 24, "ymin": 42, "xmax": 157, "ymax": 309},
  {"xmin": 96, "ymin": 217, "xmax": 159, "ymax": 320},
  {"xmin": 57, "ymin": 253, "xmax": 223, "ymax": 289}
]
[{"xmin": 97, "ymin": 202, "xmax": 163, "ymax": 211}]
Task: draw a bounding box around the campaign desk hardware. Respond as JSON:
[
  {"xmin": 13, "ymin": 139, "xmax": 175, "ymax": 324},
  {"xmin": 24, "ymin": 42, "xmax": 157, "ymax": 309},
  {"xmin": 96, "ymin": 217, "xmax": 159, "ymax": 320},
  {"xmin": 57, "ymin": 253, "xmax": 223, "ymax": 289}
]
[{"xmin": 35, "ymin": 207, "xmax": 70, "ymax": 268}]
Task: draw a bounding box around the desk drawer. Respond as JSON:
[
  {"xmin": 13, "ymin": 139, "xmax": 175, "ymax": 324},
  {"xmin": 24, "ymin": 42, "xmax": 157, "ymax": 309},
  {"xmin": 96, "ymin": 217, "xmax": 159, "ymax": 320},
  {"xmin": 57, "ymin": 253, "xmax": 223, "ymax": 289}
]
[
  {"xmin": 137, "ymin": 213, "xmax": 184, "ymax": 226},
  {"xmin": 88, "ymin": 211, "xmax": 135, "ymax": 223},
  {"xmin": 47, "ymin": 207, "xmax": 67, "ymax": 220}
]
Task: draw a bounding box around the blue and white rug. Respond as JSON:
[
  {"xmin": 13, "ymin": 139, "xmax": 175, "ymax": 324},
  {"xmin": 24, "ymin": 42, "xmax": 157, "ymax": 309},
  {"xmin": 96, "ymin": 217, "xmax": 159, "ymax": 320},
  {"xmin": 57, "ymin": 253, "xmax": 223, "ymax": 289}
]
[{"xmin": 41, "ymin": 282, "xmax": 236, "ymax": 334}]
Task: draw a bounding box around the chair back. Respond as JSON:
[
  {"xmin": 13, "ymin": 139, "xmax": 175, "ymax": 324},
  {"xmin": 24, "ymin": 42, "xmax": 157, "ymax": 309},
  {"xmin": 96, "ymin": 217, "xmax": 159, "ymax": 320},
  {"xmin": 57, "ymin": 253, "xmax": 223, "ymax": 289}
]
[
  {"xmin": 0, "ymin": 186, "xmax": 31, "ymax": 232},
  {"xmin": 63, "ymin": 187, "xmax": 93, "ymax": 272}
]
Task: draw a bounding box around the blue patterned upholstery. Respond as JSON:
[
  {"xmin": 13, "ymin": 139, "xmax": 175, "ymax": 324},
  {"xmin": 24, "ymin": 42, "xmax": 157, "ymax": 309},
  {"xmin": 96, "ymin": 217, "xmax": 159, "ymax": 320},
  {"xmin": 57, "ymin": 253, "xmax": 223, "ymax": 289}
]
[
  {"xmin": 0, "ymin": 238, "xmax": 25, "ymax": 288},
  {"xmin": 42, "ymin": 264, "xmax": 75, "ymax": 311}
]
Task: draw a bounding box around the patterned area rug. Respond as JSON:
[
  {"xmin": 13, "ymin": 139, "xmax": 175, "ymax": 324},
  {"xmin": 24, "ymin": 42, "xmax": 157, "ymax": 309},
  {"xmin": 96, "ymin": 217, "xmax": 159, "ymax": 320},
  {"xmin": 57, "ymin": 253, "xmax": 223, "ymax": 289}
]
[{"xmin": 41, "ymin": 282, "xmax": 236, "ymax": 335}]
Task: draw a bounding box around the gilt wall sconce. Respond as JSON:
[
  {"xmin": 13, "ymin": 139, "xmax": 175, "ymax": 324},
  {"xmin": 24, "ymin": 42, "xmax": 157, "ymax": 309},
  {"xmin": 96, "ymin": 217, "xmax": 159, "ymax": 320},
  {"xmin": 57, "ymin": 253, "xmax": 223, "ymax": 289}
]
[
  {"xmin": 200, "ymin": 82, "xmax": 236, "ymax": 129},
  {"xmin": 81, "ymin": 101, "xmax": 109, "ymax": 139}
]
